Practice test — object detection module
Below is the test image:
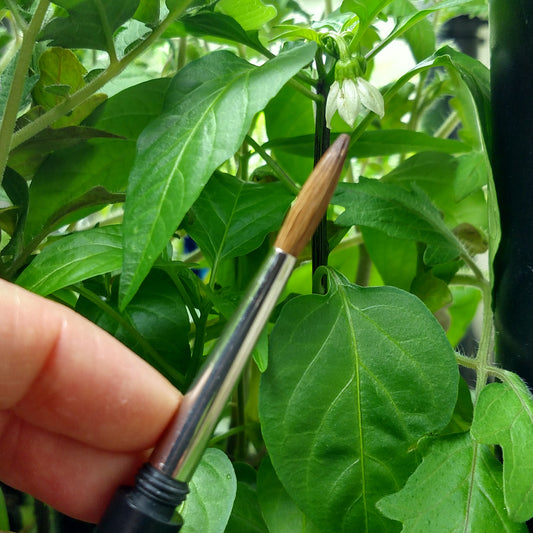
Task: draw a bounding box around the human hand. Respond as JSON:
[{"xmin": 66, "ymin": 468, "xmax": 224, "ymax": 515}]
[{"xmin": 0, "ymin": 279, "xmax": 182, "ymax": 524}]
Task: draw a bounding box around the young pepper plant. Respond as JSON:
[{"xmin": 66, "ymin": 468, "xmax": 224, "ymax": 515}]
[{"xmin": 0, "ymin": 0, "xmax": 532, "ymax": 532}]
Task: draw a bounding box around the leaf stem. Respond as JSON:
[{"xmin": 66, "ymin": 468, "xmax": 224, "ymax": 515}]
[
  {"xmin": 434, "ymin": 110, "xmax": 460, "ymax": 139},
  {"xmin": 287, "ymin": 78, "xmax": 322, "ymax": 102},
  {"xmin": 245, "ymin": 135, "xmax": 300, "ymax": 195},
  {"xmin": 5, "ymin": 0, "xmax": 28, "ymax": 33},
  {"xmin": 0, "ymin": 0, "xmax": 49, "ymax": 184},
  {"xmin": 94, "ymin": 0, "xmax": 118, "ymax": 64},
  {"xmin": 473, "ymin": 280, "xmax": 494, "ymax": 400},
  {"xmin": 9, "ymin": 0, "xmax": 193, "ymax": 152}
]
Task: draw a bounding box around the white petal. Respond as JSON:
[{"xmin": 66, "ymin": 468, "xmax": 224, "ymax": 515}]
[
  {"xmin": 325, "ymin": 81, "xmax": 340, "ymax": 128},
  {"xmin": 337, "ymin": 79, "xmax": 360, "ymax": 128},
  {"xmin": 356, "ymin": 77, "xmax": 385, "ymax": 118}
]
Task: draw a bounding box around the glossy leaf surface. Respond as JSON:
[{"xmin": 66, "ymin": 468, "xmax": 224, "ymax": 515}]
[
  {"xmin": 225, "ymin": 463, "xmax": 268, "ymax": 533},
  {"xmin": 260, "ymin": 268, "xmax": 459, "ymax": 532},
  {"xmin": 334, "ymin": 178, "xmax": 465, "ymax": 265},
  {"xmin": 24, "ymin": 138, "xmax": 134, "ymax": 243},
  {"xmin": 471, "ymin": 374, "xmax": 533, "ymax": 522},
  {"xmin": 377, "ymin": 433, "xmax": 527, "ymax": 532},
  {"xmin": 180, "ymin": 448, "xmax": 236, "ymax": 533},
  {"xmin": 40, "ymin": 0, "xmax": 140, "ymax": 51},
  {"xmin": 216, "ymin": 0, "xmax": 277, "ymax": 31},
  {"xmin": 257, "ymin": 456, "xmax": 321, "ymax": 533},
  {"xmin": 266, "ymin": 130, "xmax": 468, "ymax": 158},
  {"xmin": 183, "ymin": 172, "xmax": 293, "ymax": 277},
  {"xmin": 16, "ymin": 226, "xmax": 122, "ymax": 295},
  {"xmin": 120, "ymin": 43, "xmax": 316, "ymax": 308},
  {"xmin": 86, "ymin": 77, "xmax": 171, "ymax": 139},
  {"xmin": 179, "ymin": 12, "xmax": 269, "ymax": 55}
]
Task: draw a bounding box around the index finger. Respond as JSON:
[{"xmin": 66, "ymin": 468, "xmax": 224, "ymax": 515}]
[{"xmin": 0, "ymin": 279, "xmax": 181, "ymax": 452}]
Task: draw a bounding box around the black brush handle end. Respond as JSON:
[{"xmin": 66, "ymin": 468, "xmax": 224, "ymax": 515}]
[{"xmin": 94, "ymin": 463, "xmax": 188, "ymax": 533}]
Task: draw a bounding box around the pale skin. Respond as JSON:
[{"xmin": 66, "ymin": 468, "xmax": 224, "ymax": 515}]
[{"xmin": 0, "ymin": 279, "xmax": 182, "ymax": 524}]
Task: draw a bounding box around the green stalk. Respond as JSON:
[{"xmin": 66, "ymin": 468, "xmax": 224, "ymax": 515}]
[
  {"xmin": 94, "ymin": 0, "xmax": 118, "ymax": 64},
  {"xmin": 0, "ymin": 0, "xmax": 49, "ymax": 184},
  {"xmin": 245, "ymin": 135, "xmax": 300, "ymax": 195},
  {"xmin": 9, "ymin": 0, "xmax": 193, "ymax": 152},
  {"xmin": 473, "ymin": 276, "xmax": 494, "ymax": 400}
]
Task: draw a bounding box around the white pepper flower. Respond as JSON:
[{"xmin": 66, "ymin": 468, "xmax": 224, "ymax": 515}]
[{"xmin": 326, "ymin": 77, "xmax": 385, "ymax": 129}]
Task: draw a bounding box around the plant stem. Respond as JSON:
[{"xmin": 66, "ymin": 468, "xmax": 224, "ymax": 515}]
[
  {"xmin": 473, "ymin": 280, "xmax": 494, "ymax": 400},
  {"xmin": 245, "ymin": 135, "xmax": 300, "ymax": 195},
  {"xmin": 0, "ymin": 0, "xmax": 49, "ymax": 185},
  {"xmin": 287, "ymin": 78, "xmax": 322, "ymax": 102},
  {"xmin": 434, "ymin": 110, "xmax": 460, "ymax": 139},
  {"xmin": 185, "ymin": 302, "xmax": 210, "ymax": 386},
  {"xmin": 312, "ymin": 58, "xmax": 331, "ymax": 284},
  {"xmin": 9, "ymin": 0, "xmax": 193, "ymax": 152}
]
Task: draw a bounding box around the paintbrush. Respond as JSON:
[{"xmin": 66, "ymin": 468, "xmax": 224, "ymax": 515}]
[{"xmin": 95, "ymin": 133, "xmax": 349, "ymax": 532}]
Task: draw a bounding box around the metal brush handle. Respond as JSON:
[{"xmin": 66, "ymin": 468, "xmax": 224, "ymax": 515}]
[{"xmin": 150, "ymin": 249, "xmax": 295, "ymax": 481}]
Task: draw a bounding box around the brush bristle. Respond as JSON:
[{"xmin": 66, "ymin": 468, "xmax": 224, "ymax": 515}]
[{"xmin": 274, "ymin": 134, "xmax": 349, "ymax": 257}]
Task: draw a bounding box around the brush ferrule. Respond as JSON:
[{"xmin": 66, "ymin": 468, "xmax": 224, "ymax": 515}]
[{"xmin": 149, "ymin": 248, "xmax": 296, "ymax": 481}]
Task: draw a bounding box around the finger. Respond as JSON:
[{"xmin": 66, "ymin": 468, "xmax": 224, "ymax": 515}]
[
  {"xmin": 0, "ymin": 411, "xmax": 147, "ymax": 524},
  {"xmin": 0, "ymin": 279, "xmax": 181, "ymax": 451}
]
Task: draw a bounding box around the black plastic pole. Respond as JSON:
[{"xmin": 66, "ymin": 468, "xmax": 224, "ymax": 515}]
[{"xmin": 490, "ymin": 0, "xmax": 533, "ymax": 387}]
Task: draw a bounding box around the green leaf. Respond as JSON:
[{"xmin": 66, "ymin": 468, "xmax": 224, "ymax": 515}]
[
  {"xmin": 264, "ymin": 83, "xmax": 315, "ymax": 184},
  {"xmin": 40, "ymin": 0, "xmax": 140, "ymax": 51},
  {"xmin": 179, "ymin": 12, "xmax": 270, "ymax": 55},
  {"xmin": 183, "ymin": 172, "xmax": 293, "ymax": 277},
  {"xmin": 361, "ymin": 227, "xmax": 417, "ymax": 291},
  {"xmin": 32, "ymin": 48, "xmax": 87, "ymax": 110},
  {"xmin": 123, "ymin": 270, "xmax": 191, "ymax": 366},
  {"xmin": 341, "ymin": 0, "xmax": 395, "ymax": 27},
  {"xmin": 7, "ymin": 125, "xmax": 118, "ymax": 179},
  {"xmin": 265, "ymin": 130, "xmax": 469, "ymax": 158},
  {"xmin": 257, "ymin": 456, "xmax": 321, "ymax": 533},
  {"xmin": 411, "ymin": 271, "xmax": 453, "ymax": 313},
  {"xmin": 455, "ymin": 151, "xmax": 488, "ymax": 201},
  {"xmin": 377, "ymin": 433, "xmax": 527, "ymax": 532},
  {"xmin": 447, "ymin": 285, "xmax": 482, "ymax": 347},
  {"xmin": 260, "ymin": 268, "xmax": 459, "ymax": 532},
  {"xmin": 133, "ymin": 0, "xmax": 159, "ymax": 25},
  {"xmin": 226, "ymin": 463, "xmax": 268, "ymax": 533},
  {"xmin": 75, "ymin": 269, "xmax": 189, "ymax": 383},
  {"xmin": 351, "ymin": 130, "xmax": 469, "ymax": 157},
  {"xmin": 0, "ymin": 168, "xmax": 28, "ymax": 259},
  {"xmin": 0, "ymin": 52, "xmax": 38, "ymax": 122},
  {"xmin": 216, "ymin": 0, "xmax": 277, "ymax": 31},
  {"xmin": 180, "ymin": 448, "xmax": 236, "ymax": 533},
  {"xmin": 334, "ymin": 179, "xmax": 465, "ymax": 265},
  {"xmin": 120, "ymin": 43, "xmax": 317, "ymax": 308},
  {"xmin": 24, "ymin": 138, "xmax": 135, "ymax": 244},
  {"xmin": 85, "ymin": 77, "xmax": 171, "ymax": 139},
  {"xmin": 16, "ymin": 225, "xmax": 122, "ymax": 295},
  {"xmin": 471, "ymin": 374, "xmax": 533, "ymax": 522},
  {"xmin": 382, "ymin": 151, "xmax": 488, "ymax": 233}
]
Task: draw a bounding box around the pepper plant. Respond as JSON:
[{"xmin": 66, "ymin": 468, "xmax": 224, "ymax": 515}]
[{"xmin": 1, "ymin": 0, "xmax": 532, "ymax": 532}]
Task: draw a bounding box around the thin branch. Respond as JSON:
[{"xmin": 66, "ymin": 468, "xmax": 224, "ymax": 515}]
[
  {"xmin": 0, "ymin": 0, "xmax": 50, "ymax": 184},
  {"xmin": 10, "ymin": 0, "xmax": 194, "ymax": 151},
  {"xmin": 246, "ymin": 135, "xmax": 300, "ymax": 195}
]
